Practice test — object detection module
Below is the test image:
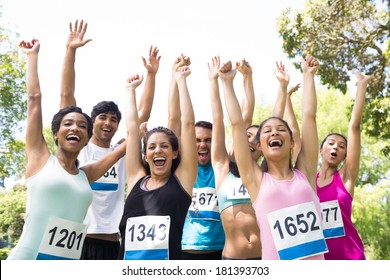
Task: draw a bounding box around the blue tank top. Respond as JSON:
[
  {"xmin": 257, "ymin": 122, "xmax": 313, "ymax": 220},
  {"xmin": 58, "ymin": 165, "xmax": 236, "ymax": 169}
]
[{"xmin": 181, "ymin": 163, "xmax": 225, "ymax": 250}]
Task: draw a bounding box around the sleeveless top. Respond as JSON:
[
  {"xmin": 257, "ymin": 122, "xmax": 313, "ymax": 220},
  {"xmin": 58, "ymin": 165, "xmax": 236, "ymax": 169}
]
[
  {"xmin": 118, "ymin": 174, "xmax": 191, "ymax": 260},
  {"xmin": 181, "ymin": 163, "xmax": 225, "ymax": 250},
  {"xmin": 217, "ymin": 171, "xmax": 251, "ymax": 213},
  {"xmin": 78, "ymin": 142, "xmax": 126, "ymax": 234},
  {"xmin": 7, "ymin": 155, "xmax": 92, "ymax": 260},
  {"xmin": 316, "ymin": 171, "xmax": 366, "ymax": 260},
  {"xmin": 252, "ymin": 169, "xmax": 327, "ymax": 260}
]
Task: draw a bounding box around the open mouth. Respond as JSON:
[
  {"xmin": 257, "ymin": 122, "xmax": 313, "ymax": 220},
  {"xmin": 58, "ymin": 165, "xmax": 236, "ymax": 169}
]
[
  {"xmin": 66, "ymin": 134, "xmax": 80, "ymax": 142},
  {"xmin": 269, "ymin": 139, "xmax": 282, "ymax": 147},
  {"xmin": 154, "ymin": 157, "xmax": 166, "ymax": 166},
  {"xmin": 198, "ymin": 151, "xmax": 208, "ymax": 160}
]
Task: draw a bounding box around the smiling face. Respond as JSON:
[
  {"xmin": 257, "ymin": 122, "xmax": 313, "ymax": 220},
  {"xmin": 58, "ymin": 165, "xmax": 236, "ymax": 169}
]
[
  {"xmin": 258, "ymin": 117, "xmax": 294, "ymax": 161},
  {"xmin": 91, "ymin": 112, "xmax": 119, "ymax": 147},
  {"xmin": 55, "ymin": 112, "xmax": 90, "ymax": 152},
  {"xmin": 320, "ymin": 134, "xmax": 347, "ymax": 167},
  {"xmin": 144, "ymin": 132, "xmax": 178, "ymax": 177},
  {"xmin": 247, "ymin": 126, "xmax": 262, "ymax": 161}
]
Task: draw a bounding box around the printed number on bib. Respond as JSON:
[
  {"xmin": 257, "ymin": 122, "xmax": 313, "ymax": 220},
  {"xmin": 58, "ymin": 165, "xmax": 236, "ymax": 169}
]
[
  {"xmin": 227, "ymin": 184, "xmax": 250, "ymax": 200},
  {"xmin": 124, "ymin": 215, "xmax": 170, "ymax": 260},
  {"xmin": 188, "ymin": 187, "xmax": 220, "ymax": 220},
  {"xmin": 90, "ymin": 162, "xmax": 119, "ymax": 191},
  {"xmin": 36, "ymin": 217, "xmax": 87, "ymax": 260},
  {"xmin": 267, "ymin": 201, "xmax": 328, "ymax": 260},
  {"xmin": 320, "ymin": 200, "xmax": 345, "ymax": 239}
]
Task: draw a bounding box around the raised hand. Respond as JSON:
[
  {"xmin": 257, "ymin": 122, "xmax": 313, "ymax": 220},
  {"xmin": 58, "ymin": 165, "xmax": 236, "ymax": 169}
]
[
  {"xmin": 236, "ymin": 59, "xmax": 252, "ymax": 76},
  {"xmin": 274, "ymin": 61, "xmax": 290, "ymax": 87},
  {"xmin": 125, "ymin": 74, "xmax": 144, "ymax": 91},
  {"xmin": 142, "ymin": 45, "xmax": 161, "ymax": 74},
  {"xmin": 19, "ymin": 39, "xmax": 40, "ymax": 54},
  {"xmin": 208, "ymin": 55, "xmax": 220, "ymax": 80},
  {"xmin": 219, "ymin": 60, "xmax": 236, "ymax": 81},
  {"xmin": 66, "ymin": 19, "xmax": 92, "ymax": 49}
]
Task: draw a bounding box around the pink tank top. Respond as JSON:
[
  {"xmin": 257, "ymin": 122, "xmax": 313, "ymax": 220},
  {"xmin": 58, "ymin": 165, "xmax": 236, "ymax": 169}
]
[
  {"xmin": 253, "ymin": 169, "xmax": 326, "ymax": 260},
  {"xmin": 316, "ymin": 171, "xmax": 366, "ymax": 260}
]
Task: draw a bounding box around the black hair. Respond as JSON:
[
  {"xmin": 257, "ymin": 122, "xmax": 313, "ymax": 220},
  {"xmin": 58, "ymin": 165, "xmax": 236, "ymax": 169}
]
[
  {"xmin": 195, "ymin": 120, "xmax": 213, "ymax": 130},
  {"xmin": 142, "ymin": 126, "xmax": 181, "ymax": 174},
  {"xmin": 320, "ymin": 133, "xmax": 348, "ymax": 149},
  {"xmin": 91, "ymin": 101, "xmax": 122, "ymax": 123},
  {"xmin": 51, "ymin": 106, "xmax": 93, "ymax": 146}
]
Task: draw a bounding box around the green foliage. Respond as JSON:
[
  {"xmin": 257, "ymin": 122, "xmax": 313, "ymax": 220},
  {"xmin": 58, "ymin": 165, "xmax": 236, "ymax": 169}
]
[
  {"xmin": 353, "ymin": 183, "xmax": 390, "ymax": 260},
  {"xmin": 277, "ymin": 0, "xmax": 390, "ymax": 155},
  {"xmin": 0, "ymin": 247, "xmax": 11, "ymax": 260},
  {"xmin": 0, "ymin": 183, "xmax": 26, "ymax": 247},
  {"xmin": 0, "ymin": 24, "xmax": 27, "ymax": 179}
]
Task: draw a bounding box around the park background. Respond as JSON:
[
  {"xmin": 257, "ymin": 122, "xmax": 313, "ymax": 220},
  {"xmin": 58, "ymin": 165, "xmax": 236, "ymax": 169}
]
[{"xmin": 0, "ymin": 0, "xmax": 389, "ymax": 260}]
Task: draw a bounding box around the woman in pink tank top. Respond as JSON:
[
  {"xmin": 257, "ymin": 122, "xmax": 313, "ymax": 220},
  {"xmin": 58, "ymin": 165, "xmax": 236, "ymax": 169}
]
[
  {"xmin": 220, "ymin": 56, "xmax": 327, "ymax": 260},
  {"xmin": 317, "ymin": 72, "xmax": 373, "ymax": 260}
]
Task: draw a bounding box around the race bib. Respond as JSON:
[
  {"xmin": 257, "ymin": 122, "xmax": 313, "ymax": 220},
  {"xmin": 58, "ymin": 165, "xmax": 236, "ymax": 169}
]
[
  {"xmin": 90, "ymin": 162, "xmax": 119, "ymax": 191},
  {"xmin": 124, "ymin": 215, "xmax": 170, "ymax": 260},
  {"xmin": 36, "ymin": 217, "xmax": 87, "ymax": 260},
  {"xmin": 320, "ymin": 200, "xmax": 345, "ymax": 239},
  {"xmin": 188, "ymin": 187, "xmax": 220, "ymax": 220},
  {"xmin": 227, "ymin": 176, "xmax": 250, "ymax": 200},
  {"xmin": 267, "ymin": 201, "xmax": 328, "ymax": 260}
]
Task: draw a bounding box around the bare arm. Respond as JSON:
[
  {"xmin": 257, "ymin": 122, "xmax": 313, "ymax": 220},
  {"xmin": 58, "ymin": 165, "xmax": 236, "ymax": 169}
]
[
  {"xmin": 167, "ymin": 54, "xmax": 190, "ymax": 137},
  {"xmin": 174, "ymin": 66, "xmax": 197, "ymax": 196},
  {"xmin": 209, "ymin": 56, "xmax": 229, "ymax": 187},
  {"xmin": 60, "ymin": 20, "xmax": 92, "ymax": 109},
  {"xmin": 220, "ymin": 61, "xmax": 261, "ymax": 202},
  {"xmin": 81, "ymin": 141, "xmax": 126, "ymax": 183},
  {"xmin": 285, "ymin": 83, "xmax": 302, "ymax": 165},
  {"xmin": 236, "ymin": 59, "xmax": 255, "ymax": 128},
  {"xmin": 296, "ymin": 55, "xmax": 319, "ymax": 190},
  {"xmin": 341, "ymin": 72, "xmax": 373, "ymax": 197},
  {"xmin": 21, "ymin": 39, "xmax": 51, "ymax": 178},
  {"xmin": 272, "ymin": 61, "xmax": 290, "ymax": 118},
  {"xmin": 138, "ymin": 45, "xmax": 161, "ymax": 124}
]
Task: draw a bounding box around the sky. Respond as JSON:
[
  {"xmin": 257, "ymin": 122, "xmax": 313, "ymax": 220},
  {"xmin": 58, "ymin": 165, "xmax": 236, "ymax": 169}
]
[{"xmin": 1, "ymin": 0, "xmax": 308, "ymax": 186}]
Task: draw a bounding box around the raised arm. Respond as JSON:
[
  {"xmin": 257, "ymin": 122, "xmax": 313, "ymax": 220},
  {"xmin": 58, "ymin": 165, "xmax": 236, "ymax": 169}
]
[
  {"xmin": 138, "ymin": 45, "xmax": 161, "ymax": 124},
  {"xmin": 60, "ymin": 19, "xmax": 92, "ymax": 109},
  {"xmin": 173, "ymin": 66, "xmax": 197, "ymax": 196},
  {"xmin": 341, "ymin": 72, "xmax": 373, "ymax": 197},
  {"xmin": 167, "ymin": 54, "xmax": 190, "ymax": 137},
  {"xmin": 236, "ymin": 59, "xmax": 255, "ymax": 128},
  {"xmin": 220, "ymin": 61, "xmax": 261, "ymax": 202},
  {"xmin": 124, "ymin": 74, "xmax": 146, "ymax": 192},
  {"xmin": 209, "ymin": 56, "xmax": 229, "ymax": 186},
  {"xmin": 285, "ymin": 83, "xmax": 301, "ymax": 165},
  {"xmin": 295, "ymin": 55, "xmax": 319, "ymax": 190},
  {"xmin": 20, "ymin": 39, "xmax": 51, "ymax": 178},
  {"xmin": 272, "ymin": 61, "xmax": 290, "ymax": 118}
]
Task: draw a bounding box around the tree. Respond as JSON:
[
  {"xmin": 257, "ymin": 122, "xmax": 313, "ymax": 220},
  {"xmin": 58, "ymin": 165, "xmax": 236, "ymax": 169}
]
[
  {"xmin": 353, "ymin": 182, "xmax": 390, "ymax": 260},
  {"xmin": 0, "ymin": 183, "xmax": 26, "ymax": 248},
  {"xmin": 0, "ymin": 18, "xmax": 27, "ymax": 179},
  {"xmin": 277, "ymin": 0, "xmax": 390, "ymax": 155}
]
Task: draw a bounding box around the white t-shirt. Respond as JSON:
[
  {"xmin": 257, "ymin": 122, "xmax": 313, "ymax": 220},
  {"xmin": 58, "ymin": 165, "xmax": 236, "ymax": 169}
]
[{"xmin": 79, "ymin": 142, "xmax": 126, "ymax": 234}]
